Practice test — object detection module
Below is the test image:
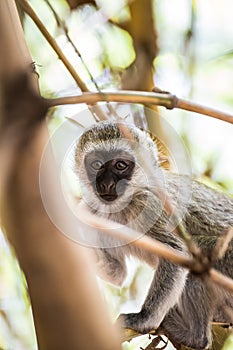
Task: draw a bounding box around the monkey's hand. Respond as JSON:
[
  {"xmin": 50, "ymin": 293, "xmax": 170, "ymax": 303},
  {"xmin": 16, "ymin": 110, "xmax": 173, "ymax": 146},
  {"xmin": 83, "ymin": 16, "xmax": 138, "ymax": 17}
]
[
  {"xmin": 117, "ymin": 260, "xmax": 188, "ymax": 334},
  {"xmin": 117, "ymin": 312, "xmax": 153, "ymax": 334}
]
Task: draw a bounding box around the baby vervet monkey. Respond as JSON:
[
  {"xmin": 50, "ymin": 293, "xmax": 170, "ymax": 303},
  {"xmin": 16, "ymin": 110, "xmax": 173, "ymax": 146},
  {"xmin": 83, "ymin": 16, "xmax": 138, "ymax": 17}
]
[{"xmin": 75, "ymin": 121, "xmax": 233, "ymax": 349}]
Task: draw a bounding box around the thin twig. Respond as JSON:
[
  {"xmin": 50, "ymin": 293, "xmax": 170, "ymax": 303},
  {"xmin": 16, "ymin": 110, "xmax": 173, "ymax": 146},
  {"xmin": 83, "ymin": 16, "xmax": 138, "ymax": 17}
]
[
  {"xmin": 152, "ymin": 185, "xmax": 202, "ymax": 257},
  {"xmin": 210, "ymin": 269, "xmax": 233, "ymax": 293},
  {"xmin": 17, "ymin": 0, "xmax": 107, "ymax": 121},
  {"xmin": 177, "ymin": 98, "xmax": 233, "ymax": 124},
  {"xmin": 43, "ymin": 0, "xmax": 100, "ymax": 91},
  {"xmin": 211, "ymin": 227, "xmax": 233, "ymax": 261},
  {"xmin": 43, "ymin": 0, "xmax": 120, "ymax": 120},
  {"xmin": 18, "ymin": 0, "xmax": 88, "ymax": 91},
  {"xmin": 46, "ymin": 91, "xmax": 233, "ymax": 125}
]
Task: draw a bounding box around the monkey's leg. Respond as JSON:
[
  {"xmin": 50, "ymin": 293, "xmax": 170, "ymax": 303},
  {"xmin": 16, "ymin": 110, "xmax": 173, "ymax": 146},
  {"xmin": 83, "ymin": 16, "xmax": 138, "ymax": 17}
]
[
  {"xmin": 161, "ymin": 275, "xmax": 214, "ymax": 349},
  {"xmin": 94, "ymin": 247, "xmax": 127, "ymax": 286},
  {"xmin": 118, "ymin": 259, "xmax": 187, "ymax": 333}
]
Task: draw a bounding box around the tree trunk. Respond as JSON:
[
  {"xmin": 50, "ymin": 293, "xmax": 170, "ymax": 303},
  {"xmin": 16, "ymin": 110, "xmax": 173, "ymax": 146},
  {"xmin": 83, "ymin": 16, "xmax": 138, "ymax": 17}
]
[{"xmin": 0, "ymin": 1, "xmax": 121, "ymax": 350}]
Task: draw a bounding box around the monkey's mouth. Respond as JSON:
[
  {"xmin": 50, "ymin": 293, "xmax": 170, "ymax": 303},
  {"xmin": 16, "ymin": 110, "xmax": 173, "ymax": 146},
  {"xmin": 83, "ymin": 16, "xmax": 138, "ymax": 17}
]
[{"xmin": 99, "ymin": 193, "xmax": 118, "ymax": 202}]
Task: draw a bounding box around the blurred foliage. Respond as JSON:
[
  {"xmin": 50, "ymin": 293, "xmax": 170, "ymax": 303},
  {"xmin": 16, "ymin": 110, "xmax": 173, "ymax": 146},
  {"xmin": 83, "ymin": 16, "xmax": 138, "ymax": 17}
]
[
  {"xmin": 0, "ymin": 232, "xmax": 36, "ymax": 349},
  {"xmin": 1, "ymin": 0, "xmax": 233, "ymax": 349},
  {"xmin": 222, "ymin": 334, "xmax": 233, "ymax": 350}
]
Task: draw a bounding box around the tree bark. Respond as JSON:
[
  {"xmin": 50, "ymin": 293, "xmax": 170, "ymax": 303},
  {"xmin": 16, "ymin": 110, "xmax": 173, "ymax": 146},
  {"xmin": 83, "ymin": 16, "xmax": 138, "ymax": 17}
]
[{"xmin": 121, "ymin": 0, "xmax": 158, "ymax": 92}]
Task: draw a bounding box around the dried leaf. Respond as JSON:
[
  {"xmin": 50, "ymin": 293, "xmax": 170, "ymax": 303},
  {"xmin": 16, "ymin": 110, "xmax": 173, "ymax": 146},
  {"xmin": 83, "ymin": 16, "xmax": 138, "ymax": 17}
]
[
  {"xmin": 66, "ymin": 0, "xmax": 96, "ymax": 10},
  {"xmin": 145, "ymin": 336, "xmax": 168, "ymax": 350}
]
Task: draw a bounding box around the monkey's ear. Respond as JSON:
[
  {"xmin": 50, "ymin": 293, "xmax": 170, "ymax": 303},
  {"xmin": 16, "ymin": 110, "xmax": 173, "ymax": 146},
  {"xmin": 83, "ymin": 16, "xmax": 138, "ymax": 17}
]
[{"xmin": 146, "ymin": 131, "xmax": 170, "ymax": 170}]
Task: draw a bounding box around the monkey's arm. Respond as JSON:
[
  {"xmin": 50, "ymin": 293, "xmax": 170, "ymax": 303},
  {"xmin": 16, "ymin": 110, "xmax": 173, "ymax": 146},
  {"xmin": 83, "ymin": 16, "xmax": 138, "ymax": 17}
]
[
  {"xmin": 115, "ymin": 190, "xmax": 188, "ymax": 332},
  {"xmin": 118, "ymin": 259, "xmax": 187, "ymax": 333},
  {"xmin": 93, "ymin": 247, "xmax": 127, "ymax": 287}
]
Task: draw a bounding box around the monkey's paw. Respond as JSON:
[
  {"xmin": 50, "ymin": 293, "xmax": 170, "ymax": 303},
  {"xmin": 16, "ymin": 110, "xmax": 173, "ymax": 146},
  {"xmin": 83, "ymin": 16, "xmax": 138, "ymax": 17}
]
[{"xmin": 117, "ymin": 312, "xmax": 155, "ymax": 334}]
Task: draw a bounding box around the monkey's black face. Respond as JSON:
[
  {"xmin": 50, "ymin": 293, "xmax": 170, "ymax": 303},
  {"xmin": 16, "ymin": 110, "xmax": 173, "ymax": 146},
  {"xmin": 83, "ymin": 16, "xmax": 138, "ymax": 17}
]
[{"xmin": 84, "ymin": 150, "xmax": 135, "ymax": 202}]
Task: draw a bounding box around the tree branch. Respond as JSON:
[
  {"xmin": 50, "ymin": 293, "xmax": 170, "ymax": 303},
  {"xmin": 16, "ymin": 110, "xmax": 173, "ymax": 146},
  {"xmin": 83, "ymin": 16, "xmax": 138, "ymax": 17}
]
[
  {"xmin": 18, "ymin": 0, "xmax": 88, "ymax": 92},
  {"xmin": 47, "ymin": 90, "xmax": 233, "ymax": 125},
  {"xmin": 17, "ymin": 0, "xmax": 107, "ymax": 121},
  {"xmin": 76, "ymin": 205, "xmax": 233, "ymax": 294},
  {"xmin": 0, "ymin": 1, "xmax": 121, "ymax": 349}
]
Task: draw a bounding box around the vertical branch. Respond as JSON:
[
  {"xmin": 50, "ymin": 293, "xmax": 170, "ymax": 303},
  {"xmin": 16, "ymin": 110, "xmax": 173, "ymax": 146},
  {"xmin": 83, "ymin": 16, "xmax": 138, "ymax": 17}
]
[
  {"xmin": 184, "ymin": 0, "xmax": 197, "ymax": 97},
  {"xmin": 121, "ymin": 0, "xmax": 170, "ymax": 163},
  {"xmin": 0, "ymin": 1, "xmax": 121, "ymax": 350},
  {"xmin": 121, "ymin": 0, "xmax": 158, "ymax": 91},
  {"xmin": 0, "ymin": 0, "xmax": 35, "ymax": 80}
]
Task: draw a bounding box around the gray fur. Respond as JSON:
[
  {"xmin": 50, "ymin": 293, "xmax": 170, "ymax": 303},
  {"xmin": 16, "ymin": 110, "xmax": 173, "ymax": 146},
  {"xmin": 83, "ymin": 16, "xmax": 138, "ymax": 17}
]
[{"xmin": 75, "ymin": 121, "xmax": 233, "ymax": 349}]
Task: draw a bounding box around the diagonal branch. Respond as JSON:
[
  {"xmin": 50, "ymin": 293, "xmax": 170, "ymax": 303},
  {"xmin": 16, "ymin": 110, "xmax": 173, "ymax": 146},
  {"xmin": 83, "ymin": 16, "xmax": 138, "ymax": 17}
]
[
  {"xmin": 17, "ymin": 0, "xmax": 107, "ymax": 121},
  {"xmin": 76, "ymin": 205, "xmax": 233, "ymax": 294},
  {"xmin": 18, "ymin": 0, "xmax": 88, "ymax": 91},
  {"xmin": 43, "ymin": 0, "xmax": 120, "ymax": 119}
]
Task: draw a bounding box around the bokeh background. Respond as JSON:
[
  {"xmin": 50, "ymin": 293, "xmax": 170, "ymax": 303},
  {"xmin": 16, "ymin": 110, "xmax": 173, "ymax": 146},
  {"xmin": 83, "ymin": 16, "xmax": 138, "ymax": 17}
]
[{"xmin": 1, "ymin": 1, "xmax": 233, "ymax": 349}]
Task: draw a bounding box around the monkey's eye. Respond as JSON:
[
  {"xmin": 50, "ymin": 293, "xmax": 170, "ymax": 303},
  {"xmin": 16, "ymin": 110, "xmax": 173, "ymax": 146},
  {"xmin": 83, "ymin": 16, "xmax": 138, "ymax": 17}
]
[
  {"xmin": 91, "ymin": 160, "xmax": 103, "ymax": 170},
  {"xmin": 114, "ymin": 160, "xmax": 128, "ymax": 171}
]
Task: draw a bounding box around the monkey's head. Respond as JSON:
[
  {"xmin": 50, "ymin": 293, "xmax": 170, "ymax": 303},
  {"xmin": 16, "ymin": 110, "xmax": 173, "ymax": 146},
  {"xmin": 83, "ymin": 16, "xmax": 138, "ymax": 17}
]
[{"xmin": 75, "ymin": 121, "xmax": 159, "ymax": 213}]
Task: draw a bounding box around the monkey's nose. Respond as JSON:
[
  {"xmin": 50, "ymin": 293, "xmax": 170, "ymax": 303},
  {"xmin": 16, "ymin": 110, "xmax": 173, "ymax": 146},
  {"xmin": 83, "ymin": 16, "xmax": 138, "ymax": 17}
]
[
  {"xmin": 100, "ymin": 181, "xmax": 115, "ymax": 193},
  {"xmin": 98, "ymin": 181, "xmax": 118, "ymax": 201}
]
